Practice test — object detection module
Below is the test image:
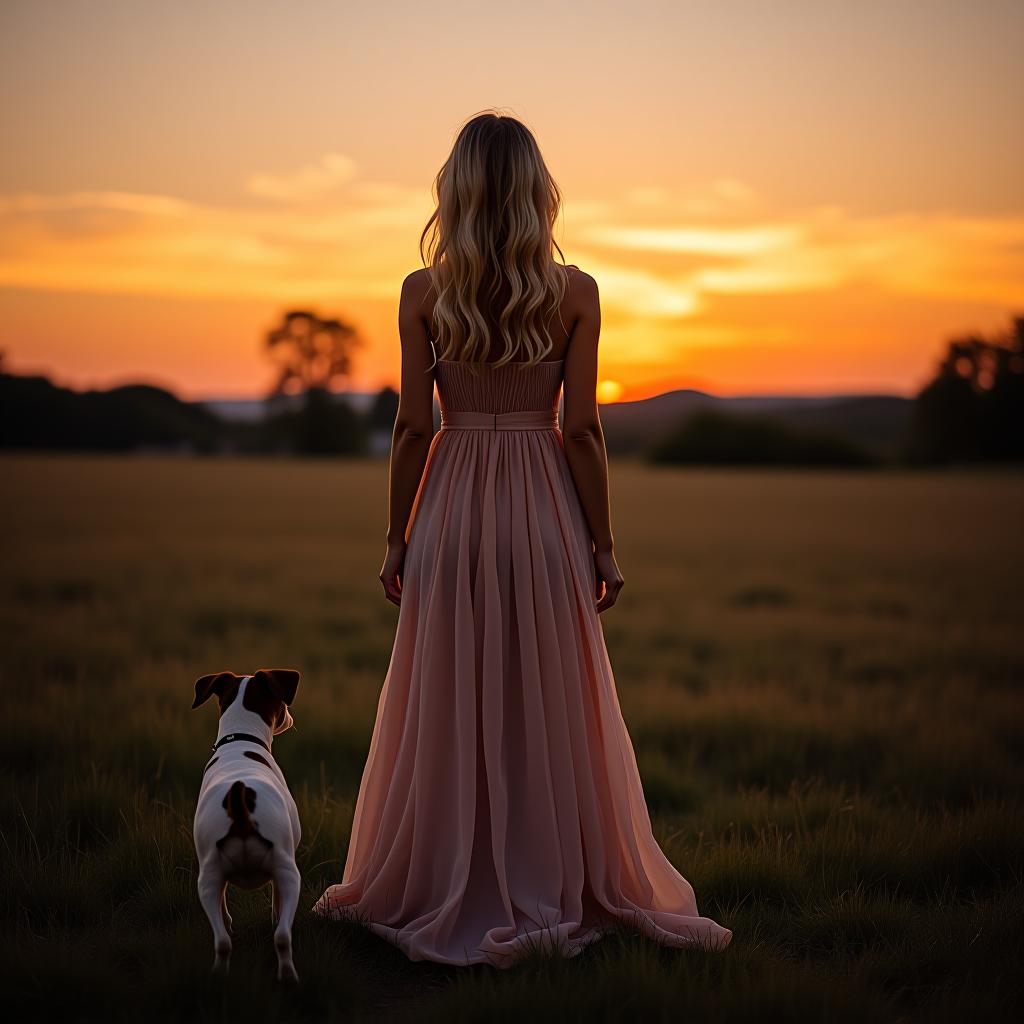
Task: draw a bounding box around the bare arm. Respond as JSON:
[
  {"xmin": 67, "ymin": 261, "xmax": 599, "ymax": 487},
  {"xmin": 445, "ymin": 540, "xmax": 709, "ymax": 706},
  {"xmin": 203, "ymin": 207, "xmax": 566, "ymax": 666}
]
[
  {"xmin": 561, "ymin": 271, "xmax": 625, "ymax": 611},
  {"xmin": 379, "ymin": 270, "xmax": 436, "ymax": 605}
]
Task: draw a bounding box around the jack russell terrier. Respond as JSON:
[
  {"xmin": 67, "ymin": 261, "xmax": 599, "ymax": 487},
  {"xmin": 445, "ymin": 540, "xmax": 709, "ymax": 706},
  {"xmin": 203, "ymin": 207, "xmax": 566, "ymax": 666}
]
[{"xmin": 192, "ymin": 668, "xmax": 302, "ymax": 981}]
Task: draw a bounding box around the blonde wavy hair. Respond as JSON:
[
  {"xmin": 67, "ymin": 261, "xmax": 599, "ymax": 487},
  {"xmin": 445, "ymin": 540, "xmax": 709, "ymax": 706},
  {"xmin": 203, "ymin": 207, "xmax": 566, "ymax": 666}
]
[{"xmin": 419, "ymin": 109, "xmax": 569, "ymax": 373}]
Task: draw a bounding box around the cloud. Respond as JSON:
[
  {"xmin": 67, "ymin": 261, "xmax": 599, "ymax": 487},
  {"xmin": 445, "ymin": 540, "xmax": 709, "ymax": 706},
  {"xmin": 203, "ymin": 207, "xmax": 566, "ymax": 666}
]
[
  {"xmin": 0, "ymin": 191, "xmax": 195, "ymax": 218},
  {"xmin": 0, "ymin": 155, "xmax": 433, "ymax": 301},
  {"xmin": 581, "ymin": 223, "xmax": 802, "ymax": 257},
  {"xmin": 579, "ymin": 258, "xmax": 703, "ymax": 318},
  {"xmin": 0, "ymin": 165, "xmax": 1021, "ymax": 321},
  {"xmin": 245, "ymin": 153, "xmax": 358, "ymax": 202},
  {"xmin": 568, "ymin": 184, "xmax": 1024, "ymax": 309}
]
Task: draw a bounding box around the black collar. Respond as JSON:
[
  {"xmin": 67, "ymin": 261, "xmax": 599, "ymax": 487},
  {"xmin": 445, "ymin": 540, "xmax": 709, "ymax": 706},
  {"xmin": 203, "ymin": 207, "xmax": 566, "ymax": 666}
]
[
  {"xmin": 203, "ymin": 732, "xmax": 273, "ymax": 777},
  {"xmin": 211, "ymin": 731, "xmax": 271, "ymax": 754}
]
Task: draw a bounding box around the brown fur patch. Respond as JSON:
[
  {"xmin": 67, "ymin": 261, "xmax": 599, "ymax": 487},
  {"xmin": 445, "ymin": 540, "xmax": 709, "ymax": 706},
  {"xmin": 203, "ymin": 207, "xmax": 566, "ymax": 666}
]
[
  {"xmin": 255, "ymin": 668, "xmax": 300, "ymax": 706},
  {"xmin": 217, "ymin": 780, "xmax": 272, "ymax": 852},
  {"xmin": 242, "ymin": 676, "xmax": 286, "ymax": 730},
  {"xmin": 243, "ymin": 750, "xmax": 273, "ymax": 769},
  {"xmin": 222, "ymin": 781, "xmax": 257, "ymax": 815},
  {"xmin": 192, "ymin": 670, "xmax": 241, "ymax": 713},
  {"xmin": 216, "ymin": 680, "xmax": 240, "ymax": 713}
]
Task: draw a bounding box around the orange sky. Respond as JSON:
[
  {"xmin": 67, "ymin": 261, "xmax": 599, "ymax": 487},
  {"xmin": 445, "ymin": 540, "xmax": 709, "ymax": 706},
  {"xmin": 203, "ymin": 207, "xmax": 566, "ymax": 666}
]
[{"xmin": 1, "ymin": 0, "xmax": 1022, "ymax": 401}]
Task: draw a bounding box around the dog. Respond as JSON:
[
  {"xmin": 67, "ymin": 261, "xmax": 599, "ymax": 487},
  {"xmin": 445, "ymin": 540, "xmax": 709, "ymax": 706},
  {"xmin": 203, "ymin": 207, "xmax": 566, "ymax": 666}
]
[{"xmin": 192, "ymin": 668, "xmax": 302, "ymax": 981}]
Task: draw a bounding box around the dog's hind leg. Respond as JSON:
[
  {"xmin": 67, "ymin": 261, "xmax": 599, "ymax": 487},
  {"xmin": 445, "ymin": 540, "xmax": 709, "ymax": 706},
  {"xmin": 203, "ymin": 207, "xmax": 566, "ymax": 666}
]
[
  {"xmin": 272, "ymin": 864, "xmax": 301, "ymax": 983},
  {"xmin": 198, "ymin": 867, "xmax": 231, "ymax": 973}
]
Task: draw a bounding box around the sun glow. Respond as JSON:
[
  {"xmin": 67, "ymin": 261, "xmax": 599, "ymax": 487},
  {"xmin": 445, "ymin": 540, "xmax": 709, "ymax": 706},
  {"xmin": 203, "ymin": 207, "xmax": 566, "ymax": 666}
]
[{"xmin": 596, "ymin": 379, "xmax": 624, "ymax": 403}]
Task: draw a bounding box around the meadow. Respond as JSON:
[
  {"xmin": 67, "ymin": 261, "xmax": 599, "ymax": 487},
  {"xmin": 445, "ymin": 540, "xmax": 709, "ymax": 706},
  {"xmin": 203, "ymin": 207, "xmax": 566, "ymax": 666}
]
[{"xmin": 2, "ymin": 453, "xmax": 1022, "ymax": 1022}]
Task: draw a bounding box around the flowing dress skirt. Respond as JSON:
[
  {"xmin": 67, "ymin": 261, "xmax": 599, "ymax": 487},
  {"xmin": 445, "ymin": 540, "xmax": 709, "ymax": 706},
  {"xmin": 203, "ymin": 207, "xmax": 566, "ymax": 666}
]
[{"xmin": 313, "ymin": 359, "xmax": 733, "ymax": 966}]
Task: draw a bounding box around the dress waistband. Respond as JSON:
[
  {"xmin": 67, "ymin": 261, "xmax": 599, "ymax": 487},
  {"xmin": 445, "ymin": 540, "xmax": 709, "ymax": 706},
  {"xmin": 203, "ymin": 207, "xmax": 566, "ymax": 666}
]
[{"xmin": 439, "ymin": 409, "xmax": 559, "ymax": 431}]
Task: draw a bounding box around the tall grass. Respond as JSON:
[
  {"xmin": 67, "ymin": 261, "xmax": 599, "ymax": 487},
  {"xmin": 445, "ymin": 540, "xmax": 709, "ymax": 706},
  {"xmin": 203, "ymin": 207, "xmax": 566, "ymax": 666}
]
[{"xmin": 2, "ymin": 454, "xmax": 1022, "ymax": 1021}]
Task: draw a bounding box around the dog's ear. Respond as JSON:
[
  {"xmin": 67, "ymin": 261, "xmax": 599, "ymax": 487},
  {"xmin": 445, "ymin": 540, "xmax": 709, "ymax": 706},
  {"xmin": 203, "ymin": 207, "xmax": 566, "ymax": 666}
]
[
  {"xmin": 252, "ymin": 668, "xmax": 300, "ymax": 706},
  {"xmin": 192, "ymin": 670, "xmax": 237, "ymax": 710}
]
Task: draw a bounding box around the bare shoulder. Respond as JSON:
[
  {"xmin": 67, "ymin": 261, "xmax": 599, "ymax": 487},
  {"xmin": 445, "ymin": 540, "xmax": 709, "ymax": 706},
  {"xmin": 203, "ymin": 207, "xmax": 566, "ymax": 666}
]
[
  {"xmin": 561, "ymin": 266, "xmax": 599, "ymax": 334},
  {"xmin": 401, "ymin": 267, "xmax": 433, "ymax": 302},
  {"xmin": 563, "ymin": 264, "xmax": 598, "ymax": 305}
]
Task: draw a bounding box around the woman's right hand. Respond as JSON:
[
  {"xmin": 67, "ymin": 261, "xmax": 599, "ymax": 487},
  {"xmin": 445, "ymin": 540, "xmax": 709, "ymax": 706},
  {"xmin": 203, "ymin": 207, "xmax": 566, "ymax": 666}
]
[
  {"xmin": 594, "ymin": 548, "xmax": 624, "ymax": 612},
  {"xmin": 379, "ymin": 539, "xmax": 407, "ymax": 607}
]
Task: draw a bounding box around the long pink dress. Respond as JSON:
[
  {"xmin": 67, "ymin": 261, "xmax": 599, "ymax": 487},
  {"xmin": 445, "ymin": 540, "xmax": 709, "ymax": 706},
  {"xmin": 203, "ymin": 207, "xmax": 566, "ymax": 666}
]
[{"xmin": 312, "ymin": 355, "xmax": 733, "ymax": 967}]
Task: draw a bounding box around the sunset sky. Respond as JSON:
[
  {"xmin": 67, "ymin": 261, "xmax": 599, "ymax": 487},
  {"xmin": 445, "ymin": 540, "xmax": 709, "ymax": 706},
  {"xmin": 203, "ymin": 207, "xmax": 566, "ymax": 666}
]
[{"xmin": 1, "ymin": 0, "xmax": 1022, "ymax": 402}]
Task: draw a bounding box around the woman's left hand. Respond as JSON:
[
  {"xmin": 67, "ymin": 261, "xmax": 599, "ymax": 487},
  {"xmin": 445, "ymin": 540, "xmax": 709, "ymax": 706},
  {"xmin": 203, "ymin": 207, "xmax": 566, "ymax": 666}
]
[{"xmin": 379, "ymin": 540, "xmax": 407, "ymax": 606}]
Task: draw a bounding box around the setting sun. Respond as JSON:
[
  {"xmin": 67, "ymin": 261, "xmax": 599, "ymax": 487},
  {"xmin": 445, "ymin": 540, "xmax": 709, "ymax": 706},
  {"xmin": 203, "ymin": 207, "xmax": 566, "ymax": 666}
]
[{"xmin": 596, "ymin": 379, "xmax": 624, "ymax": 403}]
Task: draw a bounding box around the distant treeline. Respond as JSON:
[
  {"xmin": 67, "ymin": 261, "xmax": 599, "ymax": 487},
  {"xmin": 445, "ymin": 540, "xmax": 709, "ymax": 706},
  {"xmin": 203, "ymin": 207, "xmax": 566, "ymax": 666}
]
[
  {"xmin": 0, "ymin": 372, "xmax": 399, "ymax": 457},
  {"xmin": 1, "ymin": 375, "xmax": 225, "ymax": 453},
  {"xmin": 650, "ymin": 410, "xmax": 875, "ymax": 467},
  {"xmin": 2, "ymin": 315, "xmax": 1021, "ymax": 466},
  {"xmin": 648, "ymin": 314, "xmax": 1023, "ymax": 468}
]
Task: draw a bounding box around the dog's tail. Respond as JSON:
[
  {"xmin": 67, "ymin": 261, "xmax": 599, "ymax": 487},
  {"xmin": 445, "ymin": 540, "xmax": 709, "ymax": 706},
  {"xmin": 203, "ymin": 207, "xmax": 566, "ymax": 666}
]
[
  {"xmin": 217, "ymin": 780, "xmax": 272, "ymax": 856},
  {"xmin": 223, "ymin": 780, "xmax": 256, "ymax": 834}
]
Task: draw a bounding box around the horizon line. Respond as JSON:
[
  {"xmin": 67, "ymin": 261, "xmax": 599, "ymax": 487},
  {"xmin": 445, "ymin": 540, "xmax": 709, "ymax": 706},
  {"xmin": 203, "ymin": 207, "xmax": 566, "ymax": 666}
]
[{"xmin": 2, "ymin": 361, "xmax": 919, "ymax": 405}]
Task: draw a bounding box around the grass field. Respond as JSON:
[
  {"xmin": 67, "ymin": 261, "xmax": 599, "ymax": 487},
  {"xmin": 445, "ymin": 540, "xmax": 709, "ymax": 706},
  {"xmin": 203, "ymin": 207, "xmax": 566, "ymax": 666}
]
[{"xmin": 3, "ymin": 453, "xmax": 1023, "ymax": 1022}]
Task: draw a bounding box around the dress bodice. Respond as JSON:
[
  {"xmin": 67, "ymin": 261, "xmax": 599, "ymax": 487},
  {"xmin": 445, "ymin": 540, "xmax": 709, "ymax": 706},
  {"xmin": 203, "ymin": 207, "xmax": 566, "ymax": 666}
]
[{"xmin": 434, "ymin": 359, "xmax": 564, "ymax": 417}]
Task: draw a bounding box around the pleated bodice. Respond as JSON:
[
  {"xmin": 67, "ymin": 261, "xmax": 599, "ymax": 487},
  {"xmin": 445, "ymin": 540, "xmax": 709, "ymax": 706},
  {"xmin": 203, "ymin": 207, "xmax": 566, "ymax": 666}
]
[{"xmin": 434, "ymin": 358, "xmax": 564, "ymax": 417}]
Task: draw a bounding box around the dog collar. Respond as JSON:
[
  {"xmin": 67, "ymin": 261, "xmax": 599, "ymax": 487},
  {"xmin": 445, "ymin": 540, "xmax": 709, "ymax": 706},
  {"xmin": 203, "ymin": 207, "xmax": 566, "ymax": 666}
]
[{"xmin": 211, "ymin": 732, "xmax": 272, "ymax": 754}]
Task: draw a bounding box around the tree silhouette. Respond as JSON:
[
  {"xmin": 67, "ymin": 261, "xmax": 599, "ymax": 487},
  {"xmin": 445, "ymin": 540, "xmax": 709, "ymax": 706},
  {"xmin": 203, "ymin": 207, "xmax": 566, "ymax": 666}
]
[
  {"xmin": 907, "ymin": 315, "xmax": 1024, "ymax": 463},
  {"xmin": 264, "ymin": 310, "xmax": 363, "ymax": 396},
  {"xmin": 262, "ymin": 309, "xmax": 367, "ymax": 455}
]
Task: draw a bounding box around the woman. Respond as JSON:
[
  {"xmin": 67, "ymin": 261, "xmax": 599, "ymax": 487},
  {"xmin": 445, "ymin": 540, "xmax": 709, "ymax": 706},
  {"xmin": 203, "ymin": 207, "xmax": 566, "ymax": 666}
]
[{"xmin": 313, "ymin": 110, "xmax": 733, "ymax": 967}]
